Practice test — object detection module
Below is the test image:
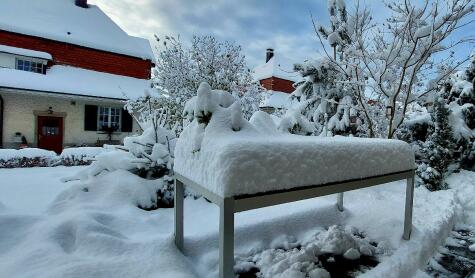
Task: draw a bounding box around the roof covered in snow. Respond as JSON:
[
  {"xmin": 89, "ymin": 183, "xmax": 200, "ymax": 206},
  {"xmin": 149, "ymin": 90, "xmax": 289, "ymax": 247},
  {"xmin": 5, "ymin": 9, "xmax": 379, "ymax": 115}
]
[
  {"xmin": 0, "ymin": 45, "xmax": 52, "ymax": 60},
  {"xmin": 0, "ymin": 0, "xmax": 154, "ymax": 61},
  {"xmin": 0, "ymin": 66, "xmax": 152, "ymax": 100},
  {"xmin": 253, "ymin": 56, "xmax": 301, "ymax": 82},
  {"xmin": 260, "ymin": 91, "xmax": 297, "ymax": 109}
]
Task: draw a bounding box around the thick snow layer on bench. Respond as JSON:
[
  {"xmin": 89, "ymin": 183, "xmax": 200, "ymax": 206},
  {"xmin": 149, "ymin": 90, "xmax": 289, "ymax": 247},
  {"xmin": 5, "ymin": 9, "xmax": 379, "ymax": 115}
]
[{"xmin": 174, "ymin": 86, "xmax": 415, "ymax": 198}]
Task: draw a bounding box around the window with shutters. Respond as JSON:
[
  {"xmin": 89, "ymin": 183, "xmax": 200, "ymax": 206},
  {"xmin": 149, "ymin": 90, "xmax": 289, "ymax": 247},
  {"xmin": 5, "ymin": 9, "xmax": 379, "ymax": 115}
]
[{"xmin": 97, "ymin": 107, "xmax": 121, "ymax": 131}]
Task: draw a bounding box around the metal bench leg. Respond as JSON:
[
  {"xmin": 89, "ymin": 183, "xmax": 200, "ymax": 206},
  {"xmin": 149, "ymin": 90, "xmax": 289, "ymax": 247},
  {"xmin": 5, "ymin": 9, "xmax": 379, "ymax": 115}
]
[
  {"xmin": 337, "ymin": 192, "xmax": 344, "ymax": 212},
  {"xmin": 174, "ymin": 179, "xmax": 184, "ymax": 251},
  {"xmin": 403, "ymin": 176, "xmax": 414, "ymax": 240},
  {"xmin": 219, "ymin": 197, "xmax": 234, "ymax": 278}
]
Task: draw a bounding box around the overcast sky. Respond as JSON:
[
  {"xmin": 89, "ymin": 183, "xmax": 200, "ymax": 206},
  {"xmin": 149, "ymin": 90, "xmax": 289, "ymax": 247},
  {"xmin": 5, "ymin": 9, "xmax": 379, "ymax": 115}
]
[{"xmin": 90, "ymin": 0, "xmax": 474, "ymax": 69}]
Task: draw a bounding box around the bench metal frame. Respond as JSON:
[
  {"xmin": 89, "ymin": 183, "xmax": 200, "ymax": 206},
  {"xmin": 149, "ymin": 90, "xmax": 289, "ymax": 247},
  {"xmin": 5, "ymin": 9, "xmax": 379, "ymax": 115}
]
[{"xmin": 174, "ymin": 169, "xmax": 415, "ymax": 278}]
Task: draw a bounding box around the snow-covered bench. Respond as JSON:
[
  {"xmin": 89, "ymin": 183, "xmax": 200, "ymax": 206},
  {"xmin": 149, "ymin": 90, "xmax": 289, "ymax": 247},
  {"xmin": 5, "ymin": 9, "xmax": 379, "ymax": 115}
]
[
  {"xmin": 174, "ymin": 136, "xmax": 415, "ymax": 278},
  {"xmin": 173, "ymin": 83, "xmax": 415, "ymax": 278}
]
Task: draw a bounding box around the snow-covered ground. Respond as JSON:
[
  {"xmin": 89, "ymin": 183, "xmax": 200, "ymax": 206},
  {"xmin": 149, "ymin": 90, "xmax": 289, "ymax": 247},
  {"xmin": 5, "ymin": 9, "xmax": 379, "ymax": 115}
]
[
  {"xmin": 0, "ymin": 166, "xmax": 83, "ymax": 213},
  {"xmin": 0, "ymin": 167, "xmax": 474, "ymax": 277}
]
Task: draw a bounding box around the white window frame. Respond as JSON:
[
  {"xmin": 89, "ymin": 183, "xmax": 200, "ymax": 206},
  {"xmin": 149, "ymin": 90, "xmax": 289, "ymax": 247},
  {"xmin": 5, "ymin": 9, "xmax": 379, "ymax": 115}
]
[
  {"xmin": 15, "ymin": 58, "xmax": 45, "ymax": 74},
  {"xmin": 97, "ymin": 106, "xmax": 121, "ymax": 131}
]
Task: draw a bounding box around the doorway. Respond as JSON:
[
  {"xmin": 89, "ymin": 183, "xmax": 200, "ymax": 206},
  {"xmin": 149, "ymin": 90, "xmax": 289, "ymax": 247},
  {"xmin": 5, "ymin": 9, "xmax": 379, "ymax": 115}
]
[{"xmin": 37, "ymin": 116, "xmax": 63, "ymax": 153}]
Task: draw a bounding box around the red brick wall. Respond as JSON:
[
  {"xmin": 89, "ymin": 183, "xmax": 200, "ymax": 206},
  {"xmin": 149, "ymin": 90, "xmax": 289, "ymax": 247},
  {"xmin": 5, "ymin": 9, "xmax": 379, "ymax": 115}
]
[
  {"xmin": 259, "ymin": 77, "xmax": 294, "ymax": 93},
  {"xmin": 0, "ymin": 30, "xmax": 152, "ymax": 79}
]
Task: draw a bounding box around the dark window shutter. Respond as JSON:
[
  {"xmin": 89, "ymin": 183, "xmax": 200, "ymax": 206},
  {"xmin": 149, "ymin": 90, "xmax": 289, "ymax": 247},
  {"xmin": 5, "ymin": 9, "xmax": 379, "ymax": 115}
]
[
  {"xmin": 121, "ymin": 109, "xmax": 133, "ymax": 132},
  {"xmin": 84, "ymin": 105, "xmax": 98, "ymax": 131}
]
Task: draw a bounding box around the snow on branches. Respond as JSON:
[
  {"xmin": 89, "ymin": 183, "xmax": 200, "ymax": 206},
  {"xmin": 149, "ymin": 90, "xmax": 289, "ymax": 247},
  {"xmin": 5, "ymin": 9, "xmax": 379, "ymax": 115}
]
[
  {"xmin": 182, "ymin": 82, "xmax": 239, "ymax": 152},
  {"xmin": 152, "ymin": 35, "xmax": 262, "ymax": 131},
  {"xmin": 397, "ymin": 52, "xmax": 475, "ymax": 188},
  {"xmin": 312, "ymin": 0, "xmax": 474, "ymax": 138},
  {"xmin": 284, "ymin": 57, "xmax": 361, "ymax": 136}
]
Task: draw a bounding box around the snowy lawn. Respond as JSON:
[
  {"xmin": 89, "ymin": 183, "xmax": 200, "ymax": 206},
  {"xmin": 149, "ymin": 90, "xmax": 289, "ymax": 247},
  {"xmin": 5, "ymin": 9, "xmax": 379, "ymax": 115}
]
[
  {"xmin": 0, "ymin": 167, "xmax": 473, "ymax": 277},
  {"xmin": 0, "ymin": 166, "xmax": 84, "ymax": 213}
]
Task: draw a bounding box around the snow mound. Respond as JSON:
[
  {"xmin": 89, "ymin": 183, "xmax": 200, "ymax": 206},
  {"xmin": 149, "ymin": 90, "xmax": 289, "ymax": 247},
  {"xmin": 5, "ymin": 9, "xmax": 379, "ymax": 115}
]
[
  {"xmin": 249, "ymin": 111, "xmax": 280, "ymax": 134},
  {"xmin": 0, "ymin": 169, "xmax": 194, "ymax": 278},
  {"xmin": 53, "ymin": 170, "xmax": 164, "ymax": 210},
  {"xmin": 446, "ymin": 170, "xmax": 475, "ymax": 224},
  {"xmin": 316, "ymin": 225, "xmax": 360, "ymax": 254},
  {"xmin": 62, "ymin": 151, "xmax": 137, "ymax": 182},
  {"xmin": 449, "ymin": 102, "xmax": 475, "ymax": 140},
  {"xmin": 235, "ymin": 225, "xmax": 378, "ymax": 278},
  {"xmin": 60, "ymin": 147, "xmax": 108, "ymax": 161},
  {"xmin": 343, "ymin": 248, "xmax": 361, "ymax": 260},
  {"xmin": 175, "ymin": 82, "xmax": 415, "ymax": 198},
  {"xmin": 260, "ymin": 90, "xmax": 296, "ymax": 109}
]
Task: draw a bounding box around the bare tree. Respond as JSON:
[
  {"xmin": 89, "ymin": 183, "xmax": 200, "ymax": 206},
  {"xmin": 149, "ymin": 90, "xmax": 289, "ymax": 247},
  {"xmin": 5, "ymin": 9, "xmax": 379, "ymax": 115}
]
[{"xmin": 313, "ymin": 0, "xmax": 474, "ymax": 138}]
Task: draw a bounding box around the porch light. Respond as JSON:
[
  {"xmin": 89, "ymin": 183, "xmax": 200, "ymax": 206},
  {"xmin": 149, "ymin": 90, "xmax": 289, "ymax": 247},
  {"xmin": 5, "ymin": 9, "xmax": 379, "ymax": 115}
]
[{"xmin": 47, "ymin": 107, "xmax": 54, "ymax": 114}]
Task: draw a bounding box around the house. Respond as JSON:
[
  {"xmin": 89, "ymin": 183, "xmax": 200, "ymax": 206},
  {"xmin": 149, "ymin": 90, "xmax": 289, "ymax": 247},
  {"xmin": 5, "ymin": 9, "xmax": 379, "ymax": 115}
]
[
  {"xmin": 0, "ymin": 0, "xmax": 155, "ymax": 153},
  {"xmin": 253, "ymin": 49, "xmax": 300, "ymax": 113}
]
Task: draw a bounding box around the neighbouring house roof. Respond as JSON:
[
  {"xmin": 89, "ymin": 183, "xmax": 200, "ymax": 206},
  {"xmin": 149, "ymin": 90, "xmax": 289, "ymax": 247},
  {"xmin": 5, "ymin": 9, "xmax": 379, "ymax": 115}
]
[
  {"xmin": 0, "ymin": 0, "xmax": 154, "ymax": 62},
  {"xmin": 0, "ymin": 45, "xmax": 52, "ymax": 60},
  {"xmin": 0, "ymin": 65, "xmax": 152, "ymax": 100},
  {"xmin": 254, "ymin": 54, "xmax": 301, "ymax": 109},
  {"xmin": 253, "ymin": 56, "xmax": 300, "ymax": 82},
  {"xmin": 260, "ymin": 90, "xmax": 297, "ymax": 109}
]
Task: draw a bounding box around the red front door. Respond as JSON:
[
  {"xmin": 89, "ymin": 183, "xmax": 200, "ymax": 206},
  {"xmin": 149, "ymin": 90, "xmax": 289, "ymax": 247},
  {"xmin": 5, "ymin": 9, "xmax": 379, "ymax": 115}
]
[{"xmin": 37, "ymin": 116, "xmax": 63, "ymax": 154}]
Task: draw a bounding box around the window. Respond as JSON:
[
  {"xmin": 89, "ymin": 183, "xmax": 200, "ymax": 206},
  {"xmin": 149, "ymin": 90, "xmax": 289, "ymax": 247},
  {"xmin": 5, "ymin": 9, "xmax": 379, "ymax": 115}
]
[
  {"xmin": 16, "ymin": 58, "xmax": 45, "ymax": 74},
  {"xmin": 97, "ymin": 107, "xmax": 121, "ymax": 131}
]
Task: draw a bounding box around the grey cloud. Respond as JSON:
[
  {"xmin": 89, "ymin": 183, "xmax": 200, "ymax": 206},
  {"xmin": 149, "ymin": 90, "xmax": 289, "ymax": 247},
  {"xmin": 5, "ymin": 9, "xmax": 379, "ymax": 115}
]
[
  {"xmin": 89, "ymin": 0, "xmax": 474, "ymax": 68},
  {"xmin": 89, "ymin": 0, "xmax": 327, "ymax": 67}
]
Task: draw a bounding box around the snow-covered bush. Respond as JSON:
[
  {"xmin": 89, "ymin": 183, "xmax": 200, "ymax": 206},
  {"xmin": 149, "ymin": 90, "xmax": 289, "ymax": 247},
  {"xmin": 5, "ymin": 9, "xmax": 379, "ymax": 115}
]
[
  {"xmin": 398, "ymin": 54, "xmax": 475, "ymax": 188},
  {"xmin": 122, "ymin": 124, "xmax": 175, "ymax": 180},
  {"xmin": 0, "ymin": 147, "xmax": 113, "ymax": 168},
  {"xmin": 278, "ymin": 108, "xmax": 315, "ymax": 135},
  {"xmin": 437, "ymin": 53, "xmax": 475, "ymax": 170},
  {"xmin": 416, "ymin": 98, "xmax": 456, "ymax": 191},
  {"xmin": 288, "ymin": 57, "xmax": 361, "ymax": 136},
  {"xmin": 151, "ymin": 35, "xmax": 262, "ymax": 131},
  {"xmin": 63, "ymin": 126, "xmax": 175, "ymax": 209},
  {"xmin": 125, "ymin": 90, "xmax": 183, "ymax": 135},
  {"xmin": 0, "ymin": 148, "xmax": 57, "ymax": 168},
  {"xmin": 59, "ymin": 147, "xmax": 108, "ymax": 166},
  {"xmin": 180, "ymin": 82, "xmax": 238, "ymax": 152},
  {"xmin": 0, "ymin": 156, "xmax": 52, "ymax": 168},
  {"xmin": 462, "ymin": 141, "xmax": 475, "ymax": 170},
  {"xmin": 64, "ymin": 100, "xmax": 177, "ymax": 209}
]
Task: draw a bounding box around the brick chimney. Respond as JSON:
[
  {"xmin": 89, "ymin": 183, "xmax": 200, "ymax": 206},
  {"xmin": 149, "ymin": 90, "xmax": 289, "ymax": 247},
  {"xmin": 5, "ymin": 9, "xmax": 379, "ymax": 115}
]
[
  {"xmin": 266, "ymin": 48, "xmax": 274, "ymax": 63},
  {"xmin": 75, "ymin": 0, "xmax": 88, "ymax": 8}
]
